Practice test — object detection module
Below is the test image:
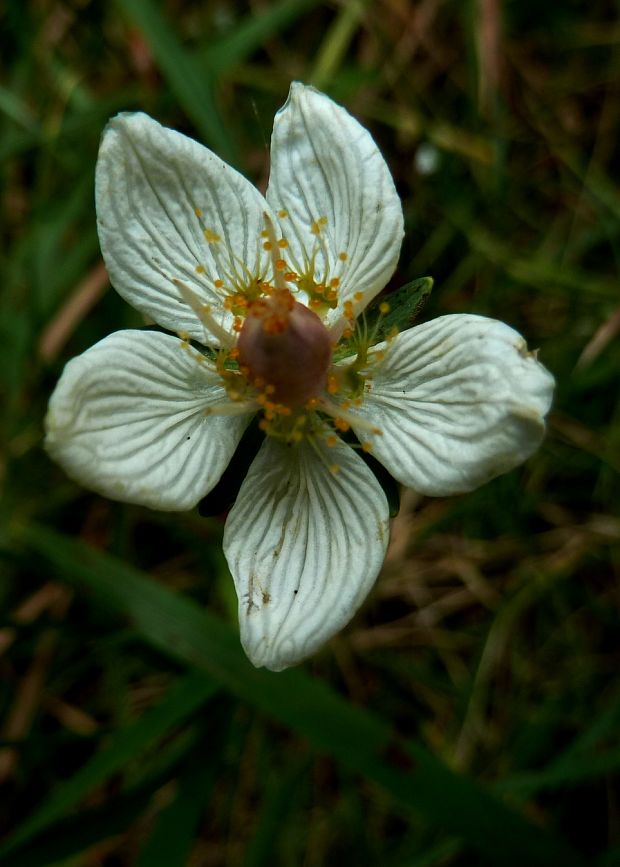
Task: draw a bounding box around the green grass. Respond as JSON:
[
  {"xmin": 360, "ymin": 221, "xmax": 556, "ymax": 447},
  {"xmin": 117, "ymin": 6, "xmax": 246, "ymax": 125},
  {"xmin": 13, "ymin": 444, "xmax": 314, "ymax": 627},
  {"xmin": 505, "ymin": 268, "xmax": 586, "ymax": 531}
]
[{"xmin": 1, "ymin": 1, "xmax": 619, "ymax": 864}]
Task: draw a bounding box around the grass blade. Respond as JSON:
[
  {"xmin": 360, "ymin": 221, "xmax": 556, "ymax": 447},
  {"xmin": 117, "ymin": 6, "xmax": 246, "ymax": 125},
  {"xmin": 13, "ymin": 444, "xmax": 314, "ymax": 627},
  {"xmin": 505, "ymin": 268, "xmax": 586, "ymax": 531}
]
[
  {"xmin": 1, "ymin": 669, "xmax": 218, "ymax": 857},
  {"xmin": 10, "ymin": 525, "xmax": 587, "ymax": 867},
  {"xmin": 117, "ymin": 0, "xmax": 236, "ymax": 162}
]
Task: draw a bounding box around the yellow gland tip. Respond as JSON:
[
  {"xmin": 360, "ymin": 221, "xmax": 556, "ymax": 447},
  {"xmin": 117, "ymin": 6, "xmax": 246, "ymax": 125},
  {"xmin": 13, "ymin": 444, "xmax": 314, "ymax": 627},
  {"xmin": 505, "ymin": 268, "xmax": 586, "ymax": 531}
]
[{"xmin": 204, "ymin": 228, "xmax": 221, "ymax": 243}]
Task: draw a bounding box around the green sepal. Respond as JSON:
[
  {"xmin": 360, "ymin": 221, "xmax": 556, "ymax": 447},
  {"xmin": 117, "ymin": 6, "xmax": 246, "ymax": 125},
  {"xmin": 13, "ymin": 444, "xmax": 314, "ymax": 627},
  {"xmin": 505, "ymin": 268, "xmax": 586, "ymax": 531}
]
[
  {"xmin": 371, "ymin": 275, "xmax": 434, "ymax": 341},
  {"xmin": 334, "ymin": 276, "xmax": 433, "ymax": 361}
]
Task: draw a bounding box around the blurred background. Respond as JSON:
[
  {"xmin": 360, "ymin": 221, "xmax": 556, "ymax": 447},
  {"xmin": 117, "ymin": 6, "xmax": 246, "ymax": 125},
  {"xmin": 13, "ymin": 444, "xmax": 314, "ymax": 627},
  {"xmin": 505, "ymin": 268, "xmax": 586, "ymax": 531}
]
[{"xmin": 1, "ymin": 1, "xmax": 619, "ymax": 864}]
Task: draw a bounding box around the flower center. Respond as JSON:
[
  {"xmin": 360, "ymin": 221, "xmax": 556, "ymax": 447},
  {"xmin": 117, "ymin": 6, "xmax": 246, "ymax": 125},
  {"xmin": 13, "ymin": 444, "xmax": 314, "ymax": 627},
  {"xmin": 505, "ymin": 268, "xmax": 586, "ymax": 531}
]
[{"xmin": 237, "ymin": 288, "xmax": 332, "ymax": 406}]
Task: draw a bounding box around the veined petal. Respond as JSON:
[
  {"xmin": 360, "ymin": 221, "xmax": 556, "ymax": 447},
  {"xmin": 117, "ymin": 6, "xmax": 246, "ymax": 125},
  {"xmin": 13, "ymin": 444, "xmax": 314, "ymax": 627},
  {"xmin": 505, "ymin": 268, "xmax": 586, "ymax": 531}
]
[
  {"xmin": 45, "ymin": 330, "xmax": 251, "ymax": 510},
  {"xmin": 352, "ymin": 315, "xmax": 555, "ymax": 496},
  {"xmin": 96, "ymin": 113, "xmax": 273, "ymax": 343},
  {"xmin": 267, "ymin": 83, "xmax": 404, "ymax": 323},
  {"xmin": 223, "ymin": 437, "xmax": 390, "ymax": 671}
]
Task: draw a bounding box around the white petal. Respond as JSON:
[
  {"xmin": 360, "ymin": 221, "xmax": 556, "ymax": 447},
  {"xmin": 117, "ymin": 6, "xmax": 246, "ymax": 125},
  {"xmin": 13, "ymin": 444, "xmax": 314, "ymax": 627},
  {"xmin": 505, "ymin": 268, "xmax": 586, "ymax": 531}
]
[
  {"xmin": 352, "ymin": 315, "xmax": 555, "ymax": 496},
  {"xmin": 223, "ymin": 436, "xmax": 390, "ymax": 671},
  {"xmin": 45, "ymin": 330, "xmax": 251, "ymax": 510},
  {"xmin": 267, "ymin": 83, "xmax": 404, "ymax": 322},
  {"xmin": 96, "ymin": 113, "xmax": 273, "ymax": 343}
]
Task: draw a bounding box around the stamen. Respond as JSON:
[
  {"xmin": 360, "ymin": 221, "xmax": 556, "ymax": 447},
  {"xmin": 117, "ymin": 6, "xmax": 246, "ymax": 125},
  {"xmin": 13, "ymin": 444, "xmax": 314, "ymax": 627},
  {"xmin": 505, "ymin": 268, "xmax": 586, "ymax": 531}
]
[
  {"xmin": 307, "ymin": 431, "xmax": 341, "ymax": 476},
  {"xmin": 203, "ymin": 399, "xmax": 258, "ymax": 418},
  {"xmin": 319, "ymin": 397, "xmax": 383, "ymax": 435},
  {"xmin": 173, "ymin": 279, "xmax": 235, "ymax": 348},
  {"xmin": 204, "ymin": 228, "xmax": 221, "ymax": 244},
  {"xmin": 262, "ymin": 213, "xmax": 287, "ymax": 291}
]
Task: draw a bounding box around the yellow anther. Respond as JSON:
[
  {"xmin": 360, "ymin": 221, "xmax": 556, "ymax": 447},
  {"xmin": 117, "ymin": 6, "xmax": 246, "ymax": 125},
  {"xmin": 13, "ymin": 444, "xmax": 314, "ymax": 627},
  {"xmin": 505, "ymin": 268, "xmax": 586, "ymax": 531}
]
[
  {"xmin": 263, "ymin": 241, "xmax": 273, "ymax": 251},
  {"xmin": 338, "ymin": 251, "xmax": 348, "ymax": 261},
  {"xmin": 326, "ymin": 435, "xmax": 338, "ymax": 447},
  {"xmin": 261, "ymin": 230, "xmax": 270, "ymax": 238},
  {"xmin": 343, "ymin": 300, "xmax": 354, "ymax": 319},
  {"xmin": 178, "ymin": 330, "xmax": 189, "ymax": 341},
  {"xmin": 275, "ymin": 258, "xmax": 287, "ymax": 271},
  {"xmin": 329, "ymin": 464, "xmax": 340, "ymax": 475},
  {"xmin": 327, "ymin": 374, "xmax": 339, "ymax": 395},
  {"xmin": 362, "ymin": 441, "xmax": 373, "ymax": 452},
  {"xmin": 335, "ymin": 417, "xmax": 350, "ymax": 432},
  {"xmin": 194, "ymin": 207, "xmax": 203, "ymax": 217},
  {"xmin": 214, "ymin": 278, "xmax": 224, "ymax": 289},
  {"xmin": 284, "ymin": 271, "xmax": 298, "ymax": 282},
  {"xmin": 379, "ymin": 302, "xmax": 391, "ymax": 315},
  {"xmin": 330, "ymin": 278, "xmax": 340, "ymax": 289},
  {"xmin": 277, "ymin": 238, "xmax": 288, "ymax": 249},
  {"xmin": 319, "ymin": 216, "xmax": 328, "ymax": 225},
  {"xmin": 354, "ymin": 291, "xmax": 364, "ymax": 301},
  {"xmin": 278, "ymin": 209, "xmax": 288, "ymax": 218},
  {"xmin": 306, "ymin": 397, "xmax": 319, "ymax": 410},
  {"xmin": 204, "ymin": 228, "xmax": 221, "ymax": 243}
]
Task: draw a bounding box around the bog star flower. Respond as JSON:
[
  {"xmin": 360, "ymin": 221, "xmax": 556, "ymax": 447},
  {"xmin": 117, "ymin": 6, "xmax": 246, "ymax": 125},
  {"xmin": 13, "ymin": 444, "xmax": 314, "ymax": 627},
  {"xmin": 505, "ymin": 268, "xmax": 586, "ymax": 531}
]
[{"xmin": 45, "ymin": 83, "xmax": 555, "ymax": 671}]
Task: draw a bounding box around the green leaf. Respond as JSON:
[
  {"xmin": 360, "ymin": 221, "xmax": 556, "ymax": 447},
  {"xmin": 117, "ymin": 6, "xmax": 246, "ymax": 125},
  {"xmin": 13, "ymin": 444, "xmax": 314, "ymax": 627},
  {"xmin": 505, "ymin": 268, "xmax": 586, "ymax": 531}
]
[
  {"xmin": 241, "ymin": 755, "xmax": 311, "ymax": 867},
  {"xmin": 334, "ymin": 277, "xmax": 433, "ymax": 362},
  {"xmin": 373, "ymin": 276, "xmax": 434, "ymax": 340},
  {"xmin": 117, "ymin": 0, "xmax": 237, "ymax": 163},
  {"xmin": 207, "ymin": 0, "xmax": 323, "ymax": 74},
  {"xmin": 1, "ymin": 669, "xmax": 218, "ymax": 858},
  {"xmin": 2, "ymin": 788, "xmax": 156, "ymax": 867},
  {"xmin": 135, "ymin": 740, "xmax": 220, "ymax": 867},
  {"xmin": 9, "ymin": 525, "xmax": 587, "ymax": 867}
]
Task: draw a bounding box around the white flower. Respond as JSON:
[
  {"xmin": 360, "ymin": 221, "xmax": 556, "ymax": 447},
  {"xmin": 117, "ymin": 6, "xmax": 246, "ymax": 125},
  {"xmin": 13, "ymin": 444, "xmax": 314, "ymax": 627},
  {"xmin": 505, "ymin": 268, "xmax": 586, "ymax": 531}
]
[{"xmin": 45, "ymin": 83, "xmax": 555, "ymax": 671}]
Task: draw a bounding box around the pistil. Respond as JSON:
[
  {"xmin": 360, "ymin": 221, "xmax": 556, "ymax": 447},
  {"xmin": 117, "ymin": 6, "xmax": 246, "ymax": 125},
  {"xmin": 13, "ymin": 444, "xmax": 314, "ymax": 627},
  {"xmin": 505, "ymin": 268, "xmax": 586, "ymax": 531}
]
[{"xmin": 237, "ymin": 289, "xmax": 332, "ymax": 407}]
